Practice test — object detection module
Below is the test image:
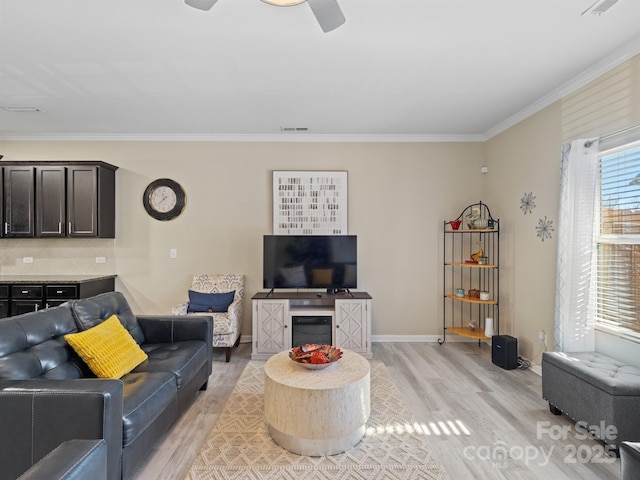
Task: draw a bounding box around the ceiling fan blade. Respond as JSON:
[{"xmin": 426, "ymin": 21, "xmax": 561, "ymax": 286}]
[
  {"xmin": 185, "ymin": 0, "xmax": 218, "ymax": 11},
  {"xmin": 307, "ymin": 0, "xmax": 345, "ymax": 33}
]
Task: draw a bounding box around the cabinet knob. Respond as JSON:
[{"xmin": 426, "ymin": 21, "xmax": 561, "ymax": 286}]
[
  {"xmin": 284, "ymin": 325, "xmax": 288, "ymax": 328},
  {"xmin": 336, "ymin": 325, "xmax": 340, "ymax": 328}
]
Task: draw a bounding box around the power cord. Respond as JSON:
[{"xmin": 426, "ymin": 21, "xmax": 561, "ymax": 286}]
[{"xmin": 517, "ymin": 355, "xmax": 532, "ymax": 370}]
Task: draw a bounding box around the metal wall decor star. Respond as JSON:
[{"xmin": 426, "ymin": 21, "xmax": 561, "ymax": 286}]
[
  {"xmin": 520, "ymin": 192, "xmax": 536, "ymax": 215},
  {"xmin": 536, "ymin": 216, "xmax": 554, "ymax": 242}
]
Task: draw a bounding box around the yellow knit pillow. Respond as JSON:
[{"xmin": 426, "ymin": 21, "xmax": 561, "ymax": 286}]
[{"xmin": 65, "ymin": 314, "xmax": 148, "ymax": 379}]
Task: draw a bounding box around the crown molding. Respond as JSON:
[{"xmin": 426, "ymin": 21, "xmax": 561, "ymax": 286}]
[
  {"xmin": 0, "ymin": 133, "xmax": 485, "ymax": 143},
  {"xmin": 483, "ymin": 33, "xmax": 640, "ymax": 140}
]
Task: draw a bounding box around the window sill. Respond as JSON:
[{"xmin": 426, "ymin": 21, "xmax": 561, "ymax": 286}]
[{"xmin": 595, "ymin": 323, "xmax": 640, "ymax": 345}]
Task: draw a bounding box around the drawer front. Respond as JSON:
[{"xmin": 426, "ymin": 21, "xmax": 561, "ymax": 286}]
[
  {"xmin": 0, "ymin": 286, "xmax": 9, "ymax": 299},
  {"xmin": 11, "ymin": 285, "xmax": 44, "ymax": 299},
  {"xmin": 46, "ymin": 285, "xmax": 78, "ymax": 299}
]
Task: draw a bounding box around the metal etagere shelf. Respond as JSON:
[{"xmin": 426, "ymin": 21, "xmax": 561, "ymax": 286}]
[{"xmin": 439, "ymin": 201, "xmax": 499, "ymax": 345}]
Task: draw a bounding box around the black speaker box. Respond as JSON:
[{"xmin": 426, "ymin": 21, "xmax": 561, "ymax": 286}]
[{"xmin": 492, "ymin": 335, "xmax": 518, "ymax": 370}]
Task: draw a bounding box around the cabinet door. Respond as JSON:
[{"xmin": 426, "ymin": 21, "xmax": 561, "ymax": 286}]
[
  {"xmin": 0, "ymin": 300, "xmax": 9, "ymax": 318},
  {"xmin": 3, "ymin": 166, "xmax": 35, "ymax": 237},
  {"xmin": 253, "ymin": 300, "xmax": 290, "ymax": 356},
  {"xmin": 11, "ymin": 300, "xmax": 44, "ymax": 316},
  {"xmin": 67, "ymin": 166, "xmax": 98, "ymax": 237},
  {"xmin": 335, "ymin": 299, "xmax": 370, "ymax": 354},
  {"xmin": 36, "ymin": 166, "xmax": 66, "ymax": 237}
]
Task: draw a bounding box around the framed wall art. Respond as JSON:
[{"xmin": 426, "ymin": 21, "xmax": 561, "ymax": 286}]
[{"xmin": 273, "ymin": 171, "xmax": 348, "ymax": 235}]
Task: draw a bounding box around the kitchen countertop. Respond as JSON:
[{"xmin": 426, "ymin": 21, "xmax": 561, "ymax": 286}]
[{"xmin": 0, "ymin": 275, "xmax": 117, "ymax": 284}]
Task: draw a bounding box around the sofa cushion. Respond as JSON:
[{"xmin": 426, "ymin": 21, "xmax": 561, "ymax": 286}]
[
  {"xmin": 71, "ymin": 292, "xmax": 145, "ymax": 345},
  {"xmin": 65, "ymin": 315, "xmax": 148, "ymax": 379},
  {"xmin": 543, "ymin": 351, "xmax": 640, "ymax": 396},
  {"xmin": 0, "ymin": 306, "xmax": 89, "ymax": 380},
  {"xmin": 134, "ymin": 340, "xmax": 208, "ymax": 390},
  {"xmin": 120, "ymin": 372, "xmax": 177, "ymax": 447}
]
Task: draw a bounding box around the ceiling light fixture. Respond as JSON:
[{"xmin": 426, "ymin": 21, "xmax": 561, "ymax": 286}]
[
  {"xmin": 581, "ymin": 0, "xmax": 620, "ymax": 16},
  {"xmin": 184, "ymin": 0, "xmax": 345, "ymax": 33},
  {"xmin": 261, "ymin": 0, "xmax": 305, "ymax": 5}
]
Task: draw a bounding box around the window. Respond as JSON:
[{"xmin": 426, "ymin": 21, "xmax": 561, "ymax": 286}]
[{"xmin": 595, "ymin": 140, "xmax": 640, "ymax": 335}]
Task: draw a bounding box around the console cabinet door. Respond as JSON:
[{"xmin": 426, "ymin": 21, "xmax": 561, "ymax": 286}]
[
  {"xmin": 3, "ymin": 166, "xmax": 35, "ymax": 237},
  {"xmin": 335, "ymin": 299, "xmax": 371, "ymax": 355},
  {"xmin": 253, "ymin": 299, "xmax": 290, "ymax": 357},
  {"xmin": 36, "ymin": 166, "xmax": 66, "ymax": 237}
]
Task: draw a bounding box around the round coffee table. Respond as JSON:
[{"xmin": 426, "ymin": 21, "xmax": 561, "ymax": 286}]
[{"xmin": 263, "ymin": 349, "xmax": 370, "ymax": 456}]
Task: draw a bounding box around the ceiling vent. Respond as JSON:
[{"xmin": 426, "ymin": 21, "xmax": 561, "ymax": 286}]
[
  {"xmin": 280, "ymin": 126, "xmax": 309, "ymax": 132},
  {"xmin": 2, "ymin": 106, "xmax": 41, "ymax": 113},
  {"xmin": 581, "ymin": 0, "xmax": 619, "ymax": 15}
]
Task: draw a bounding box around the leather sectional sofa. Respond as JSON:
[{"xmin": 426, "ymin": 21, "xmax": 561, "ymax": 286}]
[
  {"xmin": 18, "ymin": 439, "xmax": 108, "ymax": 480},
  {"xmin": 0, "ymin": 291, "xmax": 213, "ymax": 480}
]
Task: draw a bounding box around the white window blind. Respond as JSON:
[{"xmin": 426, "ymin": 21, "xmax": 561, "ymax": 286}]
[{"xmin": 596, "ymin": 140, "xmax": 640, "ymax": 334}]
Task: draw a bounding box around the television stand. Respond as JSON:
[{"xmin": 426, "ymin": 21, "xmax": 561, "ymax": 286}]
[{"xmin": 251, "ymin": 291, "xmax": 372, "ymax": 360}]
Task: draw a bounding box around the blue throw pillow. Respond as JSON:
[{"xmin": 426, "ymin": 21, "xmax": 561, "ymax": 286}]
[{"xmin": 187, "ymin": 290, "xmax": 235, "ymax": 313}]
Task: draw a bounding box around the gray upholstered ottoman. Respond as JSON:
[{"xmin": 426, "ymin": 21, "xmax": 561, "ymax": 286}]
[{"xmin": 542, "ymin": 351, "xmax": 640, "ymax": 447}]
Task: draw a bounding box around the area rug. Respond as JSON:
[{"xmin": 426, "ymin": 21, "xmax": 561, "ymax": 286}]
[{"xmin": 185, "ymin": 361, "xmax": 449, "ymax": 479}]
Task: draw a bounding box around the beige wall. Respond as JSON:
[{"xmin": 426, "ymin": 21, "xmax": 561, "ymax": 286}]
[
  {"xmin": 2, "ymin": 53, "xmax": 639, "ymax": 362},
  {"xmin": 484, "ymin": 104, "xmax": 562, "ymax": 361},
  {"xmin": 0, "ymin": 141, "xmax": 485, "ymax": 339},
  {"xmin": 485, "ymin": 52, "xmax": 640, "ymax": 363}
]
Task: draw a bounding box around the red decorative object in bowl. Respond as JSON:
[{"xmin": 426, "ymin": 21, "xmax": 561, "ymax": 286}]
[
  {"xmin": 289, "ymin": 344, "xmax": 343, "ymax": 369},
  {"xmin": 450, "ymin": 220, "xmax": 462, "ymax": 230}
]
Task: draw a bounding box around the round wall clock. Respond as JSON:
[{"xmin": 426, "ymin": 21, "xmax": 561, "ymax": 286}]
[{"xmin": 142, "ymin": 178, "xmax": 186, "ymax": 221}]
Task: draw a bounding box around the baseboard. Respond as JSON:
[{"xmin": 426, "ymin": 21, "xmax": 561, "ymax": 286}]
[
  {"xmin": 241, "ymin": 334, "xmax": 487, "ymax": 345},
  {"xmin": 371, "ymin": 334, "xmax": 487, "ymax": 343}
]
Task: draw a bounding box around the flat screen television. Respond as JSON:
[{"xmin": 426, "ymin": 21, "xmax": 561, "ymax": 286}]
[{"xmin": 263, "ymin": 235, "xmax": 357, "ymax": 291}]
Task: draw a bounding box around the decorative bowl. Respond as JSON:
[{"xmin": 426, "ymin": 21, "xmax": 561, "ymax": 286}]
[
  {"xmin": 289, "ymin": 344, "xmax": 343, "ymax": 369},
  {"xmin": 450, "ymin": 220, "xmax": 462, "ymax": 230}
]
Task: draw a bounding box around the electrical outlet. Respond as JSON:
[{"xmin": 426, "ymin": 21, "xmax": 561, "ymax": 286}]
[
  {"xmin": 538, "ymin": 330, "xmax": 545, "ymax": 341},
  {"xmin": 96, "ymin": 256, "xmax": 106, "ymax": 264},
  {"xmin": 170, "ymin": 248, "xmax": 177, "ymax": 259},
  {"xmin": 23, "ymin": 257, "xmax": 33, "ymax": 264}
]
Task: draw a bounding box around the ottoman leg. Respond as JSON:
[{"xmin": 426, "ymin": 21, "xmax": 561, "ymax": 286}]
[{"xmin": 549, "ymin": 402, "xmax": 562, "ymax": 415}]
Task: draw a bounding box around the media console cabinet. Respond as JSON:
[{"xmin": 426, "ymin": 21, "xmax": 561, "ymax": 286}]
[{"xmin": 251, "ymin": 291, "xmax": 372, "ymax": 360}]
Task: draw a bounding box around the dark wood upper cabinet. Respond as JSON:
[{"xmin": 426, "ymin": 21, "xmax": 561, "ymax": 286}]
[
  {"xmin": 67, "ymin": 165, "xmax": 116, "ymax": 238},
  {"xmin": 36, "ymin": 166, "xmax": 66, "ymax": 237},
  {"xmin": 3, "ymin": 166, "xmax": 35, "ymax": 238},
  {"xmin": 2, "ymin": 161, "xmax": 117, "ymax": 239}
]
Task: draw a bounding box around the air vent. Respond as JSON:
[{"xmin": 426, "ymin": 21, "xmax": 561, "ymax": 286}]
[
  {"xmin": 581, "ymin": 0, "xmax": 619, "ymax": 15},
  {"xmin": 2, "ymin": 106, "xmax": 41, "ymax": 113},
  {"xmin": 280, "ymin": 126, "xmax": 309, "ymax": 132}
]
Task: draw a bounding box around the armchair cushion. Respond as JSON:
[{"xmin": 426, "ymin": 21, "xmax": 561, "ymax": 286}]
[
  {"xmin": 172, "ymin": 274, "xmax": 244, "ymax": 358},
  {"xmin": 64, "ymin": 315, "xmax": 148, "ymax": 379},
  {"xmin": 187, "ymin": 290, "xmax": 235, "ymax": 313}
]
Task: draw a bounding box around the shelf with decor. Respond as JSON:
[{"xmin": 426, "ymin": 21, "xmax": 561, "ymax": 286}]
[{"xmin": 439, "ymin": 201, "xmax": 499, "ymax": 345}]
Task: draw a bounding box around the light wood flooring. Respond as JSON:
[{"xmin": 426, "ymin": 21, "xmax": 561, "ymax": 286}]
[{"xmin": 135, "ymin": 342, "xmax": 620, "ymax": 480}]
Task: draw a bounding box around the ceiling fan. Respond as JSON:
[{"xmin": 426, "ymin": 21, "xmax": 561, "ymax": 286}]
[{"xmin": 184, "ymin": 0, "xmax": 346, "ymax": 33}]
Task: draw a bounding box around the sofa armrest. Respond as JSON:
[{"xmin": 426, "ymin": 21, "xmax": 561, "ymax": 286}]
[
  {"xmin": 621, "ymin": 441, "xmax": 640, "ymax": 480},
  {"xmin": 18, "ymin": 439, "xmax": 107, "ymax": 480},
  {"xmin": 0, "ymin": 379, "xmax": 123, "ymax": 480},
  {"xmin": 227, "ymin": 297, "xmax": 243, "ymax": 325},
  {"xmin": 137, "ymin": 314, "xmax": 213, "ymax": 345}
]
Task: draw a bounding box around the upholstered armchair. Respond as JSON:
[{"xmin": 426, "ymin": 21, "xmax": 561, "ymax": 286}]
[{"xmin": 173, "ymin": 274, "xmax": 244, "ymax": 362}]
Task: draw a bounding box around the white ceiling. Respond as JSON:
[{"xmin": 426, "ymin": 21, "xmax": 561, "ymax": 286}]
[{"xmin": 1, "ymin": 0, "xmax": 640, "ymax": 141}]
